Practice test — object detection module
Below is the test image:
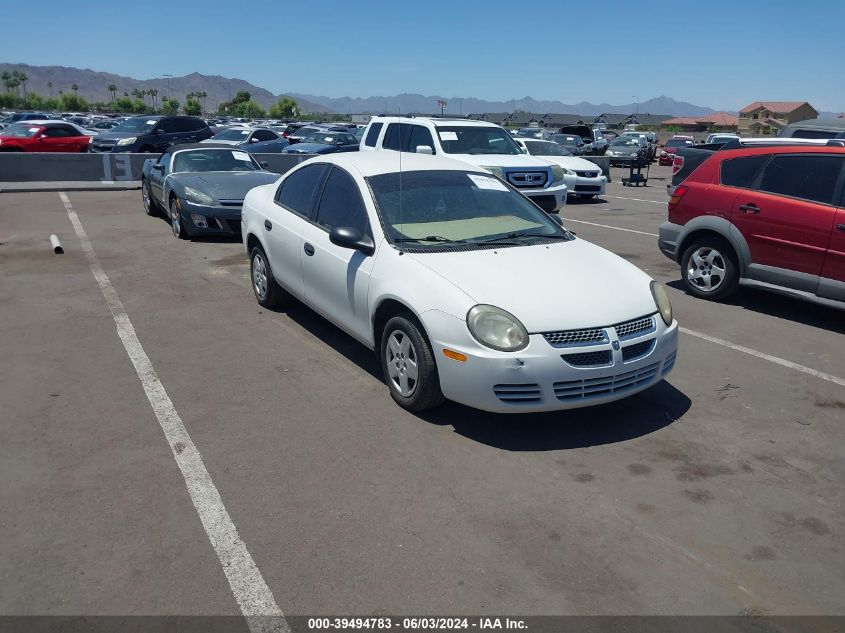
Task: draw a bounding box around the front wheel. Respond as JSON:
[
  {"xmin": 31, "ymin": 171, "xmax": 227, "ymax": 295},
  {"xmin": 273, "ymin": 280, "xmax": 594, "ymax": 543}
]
[
  {"xmin": 250, "ymin": 246, "xmax": 287, "ymax": 308},
  {"xmin": 680, "ymin": 237, "xmax": 739, "ymax": 300},
  {"xmin": 169, "ymin": 198, "xmax": 188, "ymax": 240},
  {"xmin": 380, "ymin": 314, "xmax": 444, "ymax": 412}
]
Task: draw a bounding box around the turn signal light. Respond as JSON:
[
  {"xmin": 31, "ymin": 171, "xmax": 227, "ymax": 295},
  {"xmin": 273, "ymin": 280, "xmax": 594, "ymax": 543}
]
[
  {"xmin": 443, "ymin": 349, "xmax": 468, "ymax": 362},
  {"xmin": 668, "ymin": 185, "xmax": 688, "ymax": 210}
]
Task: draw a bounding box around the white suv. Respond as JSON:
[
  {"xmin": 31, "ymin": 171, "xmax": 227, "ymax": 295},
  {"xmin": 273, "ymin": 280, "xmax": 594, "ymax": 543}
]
[{"xmin": 360, "ymin": 117, "xmax": 569, "ymax": 212}]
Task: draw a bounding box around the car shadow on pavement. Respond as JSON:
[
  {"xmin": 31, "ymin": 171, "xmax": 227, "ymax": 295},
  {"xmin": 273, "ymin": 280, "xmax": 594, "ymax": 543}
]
[
  {"xmin": 666, "ymin": 280, "xmax": 845, "ymax": 334},
  {"xmin": 567, "ymin": 196, "xmax": 606, "ymax": 205},
  {"xmin": 417, "ymin": 380, "xmax": 689, "ymax": 451}
]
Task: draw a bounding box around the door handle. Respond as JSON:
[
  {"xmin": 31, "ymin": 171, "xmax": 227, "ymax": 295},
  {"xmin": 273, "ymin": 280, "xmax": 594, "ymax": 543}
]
[
  {"xmin": 738, "ymin": 203, "xmax": 760, "ymax": 214},
  {"xmin": 303, "ymin": 242, "xmax": 315, "ymax": 256},
  {"xmin": 836, "ymin": 224, "xmax": 845, "ymax": 233},
  {"xmin": 264, "ymin": 219, "xmax": 272, "ymax": 231}
]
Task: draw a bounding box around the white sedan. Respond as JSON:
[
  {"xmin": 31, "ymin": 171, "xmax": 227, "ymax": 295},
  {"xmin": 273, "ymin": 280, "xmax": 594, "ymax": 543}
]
[
  {"xmin": 242, "ymin": 153, "xmax": 678, "ymax": 413},
  {"xmin": 514, "ymin": 137, "xmax": 607, "ymax": 198}
]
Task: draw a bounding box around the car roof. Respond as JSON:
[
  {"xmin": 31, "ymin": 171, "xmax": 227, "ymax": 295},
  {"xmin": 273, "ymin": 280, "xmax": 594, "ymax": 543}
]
[
  {"xmin": 299, "ymin": 152, "xmax": 492, "ymax": 178},
  {"xmin": 371, "ymin": 116, "xmax": 499, "ymax": 128},
  {"xmin": 714, "ymin": 145, "xmax": 845, "ymax": 160},
  {"xmin": 163, "ymin": 143, "xmax": 247, "ymax": 156},
  {"xmin": 782, "ymin": 117, "xmax": 845, "ymax": 131}
]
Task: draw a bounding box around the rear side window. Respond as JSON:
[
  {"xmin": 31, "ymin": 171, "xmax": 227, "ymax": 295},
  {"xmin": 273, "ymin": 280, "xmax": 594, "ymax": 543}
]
[
  {"xmin": 315, "ymin": 167, "xmax": 369, "ymax": 234},
  {"xmin": 275, "ymin": 164, "xmax": 328, "ymax": 218},
  {"xmin": 382, "ymin": 123, "xmax": 410, "ymax": 151},
  {"xmin": 187, "ymin": 118, "xmax": 208, "ymax": 132},
  {"xmin": 364, "ymin": 122, "xmax": 383, "ymax": 147},
  {"xmin": 756, "ymin": 155, "xmax": 844, "ymax": 206},
  {"xmin": 157, "ymin": 118, "xmax": 179, "ymax": 133},
  {"xmin": 409, "ymin": 125, "xmax": 435, "ymax": 153},
  {"xmin": 720, "ymin": 155, "xmax": 769, "ymax": 189}
]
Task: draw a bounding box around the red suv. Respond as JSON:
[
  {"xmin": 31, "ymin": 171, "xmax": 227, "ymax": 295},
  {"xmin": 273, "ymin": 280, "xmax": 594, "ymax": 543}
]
[{"xmin": 658, "ymin": 145, "xmax": 845, "ymax": 308}]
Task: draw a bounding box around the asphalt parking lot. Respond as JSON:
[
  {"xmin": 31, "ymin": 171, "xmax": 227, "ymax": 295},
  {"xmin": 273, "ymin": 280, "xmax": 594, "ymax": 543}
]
[{"xmin": 1, "ymin": 163, "xmax": 843, "ymax": 620}]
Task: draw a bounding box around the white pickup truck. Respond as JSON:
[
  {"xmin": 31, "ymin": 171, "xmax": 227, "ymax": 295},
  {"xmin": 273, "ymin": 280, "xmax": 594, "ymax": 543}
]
[{"xmin": 359, "ymin": 117, "xmax": 568, "ymax": 212}]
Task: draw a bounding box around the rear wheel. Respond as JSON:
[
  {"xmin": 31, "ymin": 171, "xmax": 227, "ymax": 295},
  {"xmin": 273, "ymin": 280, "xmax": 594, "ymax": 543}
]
[
  {"xmin": 681, "ymin": 237, "xmax": 739, "ymax": 300},
  {"xmin": 141, "ymin": 179, "xmax": 158, "ymax": 216},
  {"xmin": 380, "ymin": 314, "xmax": 444, "ymax": 412}
]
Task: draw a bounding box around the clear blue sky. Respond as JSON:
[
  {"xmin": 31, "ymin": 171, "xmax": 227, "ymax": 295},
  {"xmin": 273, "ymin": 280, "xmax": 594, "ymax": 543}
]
[{"xmin": 1, "ymin": 0, "xmax": 842, "ymax": 112}]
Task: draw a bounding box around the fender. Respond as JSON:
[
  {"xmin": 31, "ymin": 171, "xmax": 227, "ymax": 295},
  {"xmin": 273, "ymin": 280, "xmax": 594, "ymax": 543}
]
[{"xmin": 677, "ymin": 215, "xmax": 752, "ymax": 274}]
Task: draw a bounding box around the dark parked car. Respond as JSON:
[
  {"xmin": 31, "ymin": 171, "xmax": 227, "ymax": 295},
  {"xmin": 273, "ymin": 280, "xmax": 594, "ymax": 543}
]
[
  {"xmin": 90, "ymin": 115, "xmax": 213, "ymax": 153},
  {"xmin": 551, "ymin": 133, "xmax": 587, "ymax": 155},
  {"xmin": 202, "ymin": 127, "xmax": 289, "ymax": 153},
  {"xmin": 606, "ymin": 136, "xmax": 648, "ymax": 165},
  {"xmin": 658, "ymin": 144, "xmax": 845, "ymax": 307},
  {"xmin": 141, "ymin": 144, "xmax": 279, "ymax": 239},
  {"xmin": 282, "ymin": 130, "xmax": 360, "ymax": 154}
]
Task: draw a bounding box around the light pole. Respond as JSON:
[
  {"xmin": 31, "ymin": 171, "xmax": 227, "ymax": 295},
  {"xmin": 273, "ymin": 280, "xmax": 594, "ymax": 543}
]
[
  {"xmin": 164, "ymin": 74, "xmax": 173, "ymax": 98},
  {"xmin": 632, "ymin": 95, "xmax": 639, "ymax": 115}
]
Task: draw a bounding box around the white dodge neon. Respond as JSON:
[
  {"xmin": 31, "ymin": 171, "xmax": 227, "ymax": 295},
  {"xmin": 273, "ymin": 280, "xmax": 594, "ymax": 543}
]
[{"xmin": 241, "ymin": 152, "xmax": 678, "ymax": 413}]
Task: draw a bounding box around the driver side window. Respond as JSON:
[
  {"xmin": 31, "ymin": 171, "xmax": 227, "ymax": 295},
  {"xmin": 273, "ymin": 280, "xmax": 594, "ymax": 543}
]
[
  {"xmin": 157, "ymin": 153, "xmax": 172, "ymax": 173},
  {"xmin": 315, "ymin": 167, "xmax": 369, "ymax": 235}
]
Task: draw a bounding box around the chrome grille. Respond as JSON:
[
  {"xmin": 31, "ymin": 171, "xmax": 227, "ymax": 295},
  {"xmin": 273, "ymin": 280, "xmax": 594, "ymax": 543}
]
[
  {"xmin": 543, "ymin": 328, "xmax": 607, "ymax": 347},
  {"xmin": 621, "ymin": 339, "xmax": 655, "ymax": 362},
  {"xmin": 553, "ymin": 362, "xmax": 661, "ymax": 401},
  {"xmin": 493, "ymin": 383, "xmax": 542, "ymax": 403},
  {"xmin": 575, "ymin": 170, "xmax": 600, "ymax": 178},
  {"xmin": 614, "ymin": 315, "xmax": 656, "ymax": 340},
  {"xmin": 562, "ymin": 350, "xmax": 612, "ymax": 367},
  {"xmin": 507, "ymin": 171, "xmax": 548, "ymax": 189}
]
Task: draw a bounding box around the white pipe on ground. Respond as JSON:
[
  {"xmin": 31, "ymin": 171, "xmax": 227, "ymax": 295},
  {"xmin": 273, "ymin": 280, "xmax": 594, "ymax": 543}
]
[{"xmin": 50, "ymin": 234, "xmax": 64, "ymax": 254}]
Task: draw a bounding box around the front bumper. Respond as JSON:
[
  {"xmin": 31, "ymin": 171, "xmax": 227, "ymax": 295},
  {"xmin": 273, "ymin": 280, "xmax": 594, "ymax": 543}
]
[
  {"xmin": 181, "ymin": 199, "xmax": 243, "ymax": 235},
  {"xmin": 520, "ymin": 181, "xmax": 568, "ymax": 212},
  {"xmin": 423, "ymin": 310, "xmax": 679, "ymax": 414},
  {"xmin": 658, "ymin": 221, "xmax": 683, "ymax": 261},
  {"xmin": 607, "ymin": 154, "xmax": 641, "ymax": 166},
  {"xmin": 570, "ymin": 175, "xmax": 607, "ymax": 196}
]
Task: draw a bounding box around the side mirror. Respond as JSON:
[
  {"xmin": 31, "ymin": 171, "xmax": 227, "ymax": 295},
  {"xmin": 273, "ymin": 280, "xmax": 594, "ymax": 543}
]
[
  {"xmin": 152, "ymin": 163, "xmax": 164, "ymax": 172},
  {"xmin": 259, "ymin": 161, "xmax": 269, "ymax": 169},
  {"xmin": 153, "ymin": 129, "xmax": 164, "ymax": 135},
  {"xmin": 329, "ymin": 226, "xmax": 375, "ymax": 256},
  {"xmin": 415, "ymin": 145, "xmax": 434, "ymax": 155}
]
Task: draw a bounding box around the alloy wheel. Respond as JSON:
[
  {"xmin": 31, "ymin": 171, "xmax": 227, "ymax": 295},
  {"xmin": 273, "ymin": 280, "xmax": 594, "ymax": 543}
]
[
  {"xmin": 252, "ymin": 252, "xmax": 268, "ymax": 300},
  {"xmin": 170, "ymin": 200, "xmax": 181, "ymax": 238},
  {"xmin": 686, "ymin": 246, "xmax": 727, "ymax": 292}
]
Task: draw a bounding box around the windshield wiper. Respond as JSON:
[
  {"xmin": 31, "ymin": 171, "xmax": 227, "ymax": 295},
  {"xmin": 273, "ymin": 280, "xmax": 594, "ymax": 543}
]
[
  {"xmin": 476, "ymin": 231, "xmax": 570, "ymax": 244},
  {"xmin": 393, "ymin": 235, "xmax": 467, "ymax": 244}
]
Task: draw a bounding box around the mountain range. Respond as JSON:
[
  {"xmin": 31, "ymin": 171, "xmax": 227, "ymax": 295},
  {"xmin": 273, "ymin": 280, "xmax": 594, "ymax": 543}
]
[{"xmin": 3, "ymin": 63, "xmax": 838, "ymax": 118}]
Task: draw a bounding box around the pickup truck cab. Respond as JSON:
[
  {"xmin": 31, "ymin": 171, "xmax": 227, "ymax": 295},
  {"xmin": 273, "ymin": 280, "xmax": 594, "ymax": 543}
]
[{"xmin": 360, "ymin": 117, "xmax": 568, "ymax": 212}]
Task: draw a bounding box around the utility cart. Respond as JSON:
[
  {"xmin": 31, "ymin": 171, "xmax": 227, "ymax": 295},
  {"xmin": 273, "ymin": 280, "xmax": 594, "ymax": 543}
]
[{"xmin": 621, "ymin": 158, "xmax": 650, "ymax": 187}]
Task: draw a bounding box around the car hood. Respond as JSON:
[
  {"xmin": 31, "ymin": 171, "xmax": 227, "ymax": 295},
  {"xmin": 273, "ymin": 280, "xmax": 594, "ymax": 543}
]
[
  {"xmin": 535, "ymin": 156, "xmax": 605, "ymax": 171},
  {"xmin": 93, "ymin": 131, "xmax": 141, "ymax": 141},
  {"xmin": 406, "ymin": 238, "xmax": 656, "ymax": 332},
  {"xmin": 608, "ymin": 145, "xmax": 641, "ymax": 154},
  {"xmin": 175, "ymin": 171, "xmax": 279, "ymax": 200},
  {"xmin": 203, "ymin": 138, "xmax": 242, "ymax": 145},
  {"xmin": 446, "ymin": 153, "xmax": 551, "ymax": 168},
  {"xmin": 284, "ymin": 143, "xmax": 336, "ymax": 154}
]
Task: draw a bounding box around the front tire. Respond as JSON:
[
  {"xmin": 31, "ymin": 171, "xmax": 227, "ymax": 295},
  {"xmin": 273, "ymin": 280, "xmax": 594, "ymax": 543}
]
[
  {"xmin": 170, "ymin": 197, "xmax": 188, "ymax": 240},
  {"xmin": 680, "ymin": 236, "xmax": 739, "ymax": 300},
  {"xmin": 380, "ymin": 314, "xmax": 444, "ymax": 412},
  {"xmin": 250, "ymin": 246, "xmax": 287, "ymax": 308}
]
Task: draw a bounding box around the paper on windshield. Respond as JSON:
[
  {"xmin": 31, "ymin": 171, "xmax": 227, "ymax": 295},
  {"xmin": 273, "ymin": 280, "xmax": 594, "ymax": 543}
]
[
  {"xmin": 439, "ymin": 131, "xmax": 458, "ymax": 141},
  {"xmin": 28, "ymin": 127, "xmax": 40, "ymax": 133},
  {"xmin": 467, "ymin": 174, "xmax": 508, "ymax": 192},
  {"xmin": 232, "ymin": 151, "xmax": 252, "ymax": 162},
  {"xmin": 146, "ymin": 120, "xmax": 157, "ymax": 125},
  {"xmin": 240, "ymin": 130, "xmax": 250, "ymax": 135}
]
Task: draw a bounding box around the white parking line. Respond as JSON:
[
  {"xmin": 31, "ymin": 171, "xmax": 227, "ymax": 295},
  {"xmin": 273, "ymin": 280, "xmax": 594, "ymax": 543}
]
[
  {"xmin": 565, "ymin": 218, "xmax": 659, "ymax": 237},
  {"xmin": 606, "ymin": 195, "xmax": 666, "ymax": 205},
  {"xmin": 680, "ymin": 326, "xmax": 845, "ymax": 388},
  {"xmin": 60, "ymin": 193, "xmax": 288, "ymax": 633}
]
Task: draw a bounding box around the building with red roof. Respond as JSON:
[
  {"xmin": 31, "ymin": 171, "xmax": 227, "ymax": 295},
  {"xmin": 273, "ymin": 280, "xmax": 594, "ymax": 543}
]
[{"xmin": 737, "ymin": 101, "xmax": 818, "ymax": 136}]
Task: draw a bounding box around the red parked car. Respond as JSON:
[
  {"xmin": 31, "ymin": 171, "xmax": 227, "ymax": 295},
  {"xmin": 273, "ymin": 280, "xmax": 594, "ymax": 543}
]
[
  {"xmin": 659, "ymin": 135, "xmax": 695, "ymax": 166},
  {"xmin": 0, "ymin": 120, "xmax": 92, "ymax": 152},
  {"xmin": 658, "ymin": 145, "xmax": 845, "ymax": 308}
]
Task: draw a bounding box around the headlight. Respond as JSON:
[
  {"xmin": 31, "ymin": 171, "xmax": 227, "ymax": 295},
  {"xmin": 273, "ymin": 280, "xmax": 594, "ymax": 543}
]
[
  {"xmin": 184, "ymin": 186, "xmax": 216, "ymax": 206},
  {"xmin": 116, "ymin": 136, "xmax": 137, "ymax": 146},
  {"xmin": 480, "ymin": 165, "xmax": 504, "ymax": 178},
  {"xmin": 467, "ymin": 304, "xmax": 528, "ymax": 352},
  {"xmin": 650, "ymin": 281, "xmax": 673, "ymax": 325},
  {"xmin": 551, "ymin": 165, "xmax": 564, "ymax": 182}
]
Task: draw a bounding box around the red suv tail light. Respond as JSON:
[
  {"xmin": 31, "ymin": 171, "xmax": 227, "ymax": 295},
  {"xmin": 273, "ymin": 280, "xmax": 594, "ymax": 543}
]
[
  {"xmin": 672, "ymin": 154, "xmax": 684, "ymax": 175},
  {"xmin": 668, "ymin": 185, "xmax": 688, "ymax": 210}
]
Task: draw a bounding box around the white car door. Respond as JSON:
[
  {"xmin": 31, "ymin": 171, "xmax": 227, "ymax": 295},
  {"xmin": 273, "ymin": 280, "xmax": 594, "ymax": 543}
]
[
  {"xmin": 299, "ymin": 165, "xmax": 376, "ymax": 343},
  {"xmin": 261, "ymin": 163, "xmax": 330, "ymax": 299}
]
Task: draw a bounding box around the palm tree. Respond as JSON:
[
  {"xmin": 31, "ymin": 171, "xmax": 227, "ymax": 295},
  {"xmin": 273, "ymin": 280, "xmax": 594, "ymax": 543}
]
[
  {"xmin": 149, "ymin": 88, "xmax": 158, "ymax": 110},
  {"xmin": 1, "ymin": 72, "xmax": 10, "ymax": 93},
  {"xmin": 197, "ymin": 91, "xmax": 207, "ymax": 113},
  {"xmin": 47, "ymin": 81, "xmax": 53, "ymax": 98},
  {"xmin": 107, "ymin": 83, "xmax": 117, "ymax": 102},
  {"xmin": 71, "ymin": 83, "xmax": 79, "ymax": 94},
  {"xmin": 15, "ymin": 71, "xmax": 28, "ymax": 102}
]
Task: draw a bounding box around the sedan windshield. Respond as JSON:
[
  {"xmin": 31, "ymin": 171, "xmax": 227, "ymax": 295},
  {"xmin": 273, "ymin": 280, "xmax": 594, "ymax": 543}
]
[
  {"xmin": 171, "ymin": 149, "xmax": 260, "ymax": 173},
  {"xmin": 305, "ymin": 132, "xmax": 353, "ymax": 145},
  {"xmin": 112, "ymin": 118, "xmax": 157, "ymax": 134},
  {"xmin": 1, "ymin": 123, "xmax": 41, "ymax": 137},
  {"xmin": 666, "ymin": 138, "xmax": 694, "ymax": 148},
  {"xmin": 436, "ymin": 126, "xmax": 522, "ymax": 155},
  {"xmin": 213, "ymin": 128, "xmax": 252, "ymax": 141},
  {"xmin": 554, "ymin": 135, "xmax": 581, "ymax": 146},
  {"xmin": 367, "ymin": 170, "xmax": 566, "ymax": 247},
  {"xmin": 612, "ymin": 138, "xmax": 641, "ymax": 146},
  {"xmin": 523, "ymin": 140, "xmax": 571, "ymax": 156}
]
